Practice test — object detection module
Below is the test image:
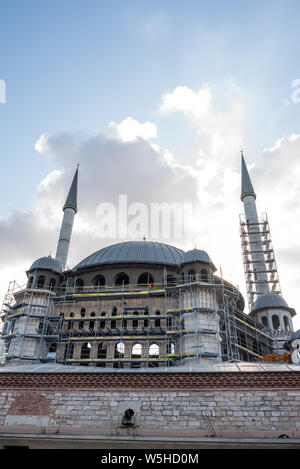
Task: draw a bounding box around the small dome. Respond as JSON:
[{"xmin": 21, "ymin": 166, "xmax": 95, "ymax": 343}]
[
  {"xmin": 29, "ymin": 256, "xmax": 62, "ymax": 274},
  {"xmin": 252, "ymin": 292, "xmax": 289, "ymax": 312},
  {"xmin": 180, "ymin": 249, "xmax": 216, "ymax": 271}
]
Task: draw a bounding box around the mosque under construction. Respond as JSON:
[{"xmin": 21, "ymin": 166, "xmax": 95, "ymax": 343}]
[{"xmin": 0, "ymin": 153, "xmax": 297, "ymax": 369}]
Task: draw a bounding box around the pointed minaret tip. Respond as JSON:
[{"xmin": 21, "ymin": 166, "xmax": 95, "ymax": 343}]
[
  {"xmin": 241, "ymin": 151, "xmax": 256, "ymax": 201},
  {"xmin": 63, "ymin": 166, "xmax": 78, "ymax": 213}
]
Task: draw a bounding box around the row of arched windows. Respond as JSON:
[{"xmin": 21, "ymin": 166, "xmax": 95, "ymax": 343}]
[
  {"xmin": 74, "ymin": 272, "xmax": 181, "ymax": 290},
  {"xmin": 66, "ymin": 309, "xmax": 163, "ymax": 330},
  {"xmin": 261, "ymin": 314, "xmax": 292, "ymax": 331},
  {"xmin": 75, "ymin": 272, "xmax": 155, "ymax": 289},
  {"xmin": 64, "ymin": 341, "xmax": 171, "ymax": 360},
  {"xmin": 28, "ymin": 275, "xmax": 56, "ymax": 290},
  {"xmin": 187, "ymin": 268, "xmax": 209, "ymax": 281},
  {"xmin": 69, "ymin": 307, "xmax": 161, "ymax": 317}
]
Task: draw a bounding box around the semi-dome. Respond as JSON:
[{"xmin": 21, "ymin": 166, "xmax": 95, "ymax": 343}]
[
  {"xmin": 180, "ymin": 249, "xmax": 216, "ymax": 271},
  {"xmin": 73, "ymin": 241, "xmax": 185, "ymax": 271},
  {"xmin": 29, "ymin": 256, "xmax": 62, "ymax": 274},
  {"xmin": 251, "ymin": 292, "xmax": 289, "ymax": 312}
]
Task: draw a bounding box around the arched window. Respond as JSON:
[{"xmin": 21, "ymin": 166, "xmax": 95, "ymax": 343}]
[
  {"xmin": 166, "ymin": 341, "xmax": 175, "ymax": 354},
  {"xmin": 37, "ymin": 275, "xmax": 45, "ymax": 289},
  {"xmin": 131, "ymin": 343, "xmax": 142, "ymax": 358},
  {"xmin": 114, "ymin": 342, "xmax": 125, "ymax": 358},
  {"xmin": 98, "ymin": 342, "xmax": 107, "ymax": 359},
  {"xmin": 272, "ymin": 314, "xmax": 280, "ymax": 330},
  {"xmin": 100, "ymin": 312, "xmax": 106, "ymax": 329},
  {"xmin": 283, "ymin": 316, "xmax": 290, "ymax": 331},
  {"xmin": 49, "ymin": 278, "xmax": 56, "ymax": 290},
  {"xmin": 75, "ymin": 278, "xmax": 84, "ymax": 292},
  {"xmin": 115, "ymin": 272, "xmax": 129, "ymax": 286},
  {"xmin": 155, "ymin": 310, "xmax": 160, "ymax": 327},
  {"xmin": 80, "ymin": 308, "xmax": 86, "ymax": 317},
  {"xmin": 89, "ymin": 312, "xmax": 96, "ymax": 329},
  {"xmin": 261, "ymin": 316, "xmax": 268, "ymax": 328},
  {"xmin": 201, "ymin": 269, "xmax": 208, "ymax": 282},
  {"xmin": 138, "ymin": 272, "xmax": 154, "ymax": 287},
  {"xmin": 188, "ymin": 269, "xmax": 196, "ymax": 281},
  {"xmin": 112, "ymin": 307, "xmax": 117, "ymax": 316},
  {"xmin": 149, "ymin": 343, "xmax": 159, "ymax": 357},
  {"xmin": 27, "ymin": 276, "xmax": 34, "ymax": 289},
  {"xmin": 81, "ymin": 342, "xmax": 91, "ymax": 359},
  {"xmin": 93, "ymin": 274, "xmax": 105, "ymax": 288}
]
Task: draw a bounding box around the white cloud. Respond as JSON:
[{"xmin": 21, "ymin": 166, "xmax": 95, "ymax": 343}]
[
  {"xmin": 107, "ymin": 117, "xmax": 157, "ymax": 142},
  {"xmin": 1, "ymin": 84, "xmax": 300, "ymax": 332},
  {"xmin": 160, "ymin": 85, "xmax": 212, "ymax": 121},
  {"xmin": 34, "ymin": 133, "xmax": 48, "ymax": 153}
]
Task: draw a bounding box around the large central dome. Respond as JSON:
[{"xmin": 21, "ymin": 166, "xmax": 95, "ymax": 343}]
[{"xmin": 73, "ymin": 241, "xmax": 185, "ymax": 271}]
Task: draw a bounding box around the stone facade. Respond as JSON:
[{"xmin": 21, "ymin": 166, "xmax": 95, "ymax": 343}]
[{"xmin": 0, "ymin": 366, "xmax": 300, "ymax": 445}]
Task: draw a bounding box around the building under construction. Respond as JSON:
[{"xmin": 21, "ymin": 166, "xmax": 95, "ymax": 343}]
[{"xmin": 0, "ymin": 155, "xmax": 297, "ymax": 368}]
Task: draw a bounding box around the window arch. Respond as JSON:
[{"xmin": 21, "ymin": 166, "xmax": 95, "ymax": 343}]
[
  {"xmin": 138, "ymin": 272, "xmax": 154, "ymax": 286},
  {"xmin": 283, "ymin": 316, "xmax": 290, "ymax": 331},
  {"xmin": 188, "ymin": 269, "xmax": 196, "ymax": 281},
  {"xmin": 201, "ymin": 269, "xmax": 208, "ymax": 282},
  {"xmin": 37, "ymin": 275, "xmax": 45, "ymax": 289},
  {"xmin": 272, "ymin": 314, "xmax": 280, "ymax": 330},
  {"xmin": 149, "ymin": 343, "xmax": 159, "ymax": 357},
  {"xmin": 49, "ymin": 278, "xmax": 56, "ymax": 290},
  {"xmin": 27, "ymin": 276, "xmax": 34, "ymax": 289},
  {"xmin": 80, "ymin": 307, "xmax": 86, "ymax": 317},
  {"xmin": 114, "ymin": 272, "xmax": 129, "ymax": 286},
  {"xmin": 75, "ymin": 278, "xmax": 84, "ymax": 291},
  {"xmin": 97, "ymin": 342, "xmax": 107, "ymax": 359},
  {"xmin": 154, "ymin": 310, "xmax": 161, "ymax": 327},
  {"xmin": 114, "ymin": 342, "xmax": 125, "ymax": 358},
  {"xmin": 261, "ymin": 316, "xmax": 268, "ymax": 328},
  {"xmin": 166, "ymin": 341, "xmax": 175, "ymax": 354},
  {"xmin": 93, "ymin": 274, "xmax": 105, "ymax": 288},
  {"xmin": 80, "ymin": 342, "xmax": 91, "ymax": 359},
  {"xmin": 131, "ymin": 343, "xmax": 142, "ymax": 357}
]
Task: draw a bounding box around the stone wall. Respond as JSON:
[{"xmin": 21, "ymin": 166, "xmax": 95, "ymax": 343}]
[{"xmin": 0, "ymin": 370, "xmax": 299, "ymax": 440}]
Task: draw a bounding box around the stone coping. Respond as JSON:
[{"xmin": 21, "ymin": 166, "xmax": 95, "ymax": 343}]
[{"xmin": 0, "ymin": 361, "xmax": 299, "ymax": 374}]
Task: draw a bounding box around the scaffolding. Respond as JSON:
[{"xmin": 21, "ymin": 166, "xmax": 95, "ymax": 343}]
[
  {"xmin": 0, "ymin": 273, "xmax": 280, "ymax": 368},
  {"xmin": 240, "ymin": 212, "xmax": 281, "ymax": 311}
]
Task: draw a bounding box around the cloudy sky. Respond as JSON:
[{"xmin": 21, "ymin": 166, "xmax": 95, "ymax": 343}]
[{"xmin": 1, "ymin": 0, "xmax": 300, "ymax": 330}]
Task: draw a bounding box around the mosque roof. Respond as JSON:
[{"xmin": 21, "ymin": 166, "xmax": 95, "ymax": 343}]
[
  {"xmin": 251, "ymin": 292, "xmax": 289, "ymax": 312},
  {"xmin": 29, "ymin": 256, "xmax": 62, "ymax": 274}
]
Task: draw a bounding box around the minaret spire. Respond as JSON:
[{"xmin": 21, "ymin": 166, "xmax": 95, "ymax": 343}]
[
  {"xmin": 55, "ymin": 166, "xmax": 79, "ymax": 271},
  {"xmin": 241, "ymin": 150, "xmax": 256, "ymax": 201},
  {"xmin": 63, "ymin": 164, "xmax": 79, "ymax": 213},
  {"xmin": 239, "ymin": 152, "xmax": 270, "ymax": 309}
]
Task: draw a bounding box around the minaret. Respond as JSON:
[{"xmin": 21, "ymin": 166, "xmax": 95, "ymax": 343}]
[
  {"xmin": 55, "ymin": 166, "xmax": 78, "ymax": 271},
  {"xmin": 240, "ymin": 152, "xmax": 272, "ymax": 308}
]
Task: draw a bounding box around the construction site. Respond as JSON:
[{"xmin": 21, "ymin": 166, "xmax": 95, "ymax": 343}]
[
  {"xmin": 0, "ymin": 154, "xmax": 297, "ymax": 370},
  {"xmin": 1, "ymin": 270, "xmax": 287, "ymax": 369}
]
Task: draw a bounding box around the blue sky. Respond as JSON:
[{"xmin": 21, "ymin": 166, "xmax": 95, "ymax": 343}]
[
  {"xmin": 1, "ymin": 0, "xmax": 300, "ymax": 328},
  {"xmin": 1, "ymin": 0, "xmax": 300, "ymax": 213}
]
